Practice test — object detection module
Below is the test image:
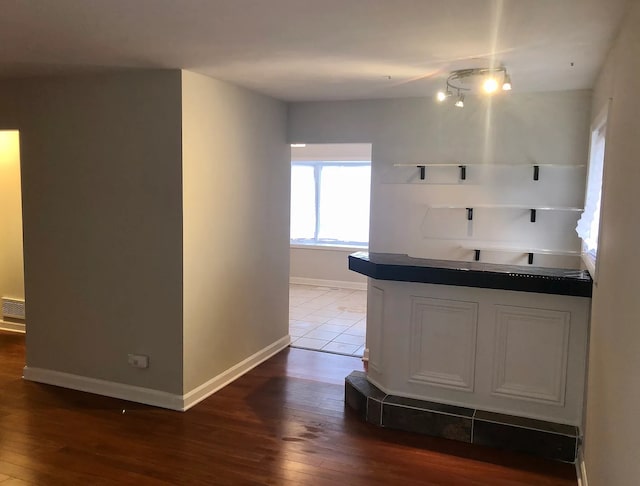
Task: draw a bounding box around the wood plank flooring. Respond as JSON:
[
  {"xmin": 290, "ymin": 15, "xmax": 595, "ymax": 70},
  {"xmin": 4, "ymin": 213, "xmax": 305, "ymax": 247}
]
[{"xmin": 0, "ymin": 330, "xmax": 577, "ymax": 485}]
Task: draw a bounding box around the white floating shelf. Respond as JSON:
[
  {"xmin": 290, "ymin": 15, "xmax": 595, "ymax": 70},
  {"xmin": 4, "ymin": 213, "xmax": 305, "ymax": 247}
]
[
  {"xmin": 393, "ymin": 163, "xmax": 586, "ymax": 181},
  {"xmin": 460, "ymin": 244, "xmax": 581, "ymax": 256},
  {"xmin": 430, "ymin": 205, "xmax": 583, "ymax": 211},
  {"xmin": 393, "ymin": 163, "xmax": 585, "ymax": 168},
  {"xmin": 428, "ymin": 205, "xmax": 582, "ymax": 223},
  {"xmin": 460, "ymin": 244, "xmax": 581, "ymax": 264},
  {"xmin": 393, "ymin": 163, "xmax": 466, "ymax": 167}
]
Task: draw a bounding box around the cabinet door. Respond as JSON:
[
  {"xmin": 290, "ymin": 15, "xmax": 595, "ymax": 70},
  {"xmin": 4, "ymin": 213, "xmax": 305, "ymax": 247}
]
[
  {"xmin": 408, "ymin": 297, "xmax": 479, "ymax": 392},
  {"xmin": 491, "ymin": 305, "xmax": 570, "ymax": 406}
]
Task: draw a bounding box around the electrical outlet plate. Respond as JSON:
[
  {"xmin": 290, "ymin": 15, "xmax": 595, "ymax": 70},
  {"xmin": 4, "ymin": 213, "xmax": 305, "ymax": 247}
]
[{"xmin": 127, "ymin": 354, "xmax": 149, "ymax": 369}]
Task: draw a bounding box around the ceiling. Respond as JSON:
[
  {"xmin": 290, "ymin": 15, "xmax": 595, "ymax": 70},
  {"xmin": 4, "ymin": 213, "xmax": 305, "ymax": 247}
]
[{"xmin": 0, "ymin": 0, "xmax": 629, "ymax": 101}]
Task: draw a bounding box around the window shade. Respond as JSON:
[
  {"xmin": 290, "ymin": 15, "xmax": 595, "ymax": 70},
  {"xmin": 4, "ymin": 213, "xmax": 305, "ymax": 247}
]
[{"xmin": 576, "ymin": 123, "xmax": 606, "ymax": 254}]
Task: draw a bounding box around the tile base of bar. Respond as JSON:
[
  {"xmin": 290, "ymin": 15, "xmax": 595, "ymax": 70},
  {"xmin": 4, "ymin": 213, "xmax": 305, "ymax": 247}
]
[{"xmin": 345, "ymin": 371, "xmax": 579, "ymax": 463}]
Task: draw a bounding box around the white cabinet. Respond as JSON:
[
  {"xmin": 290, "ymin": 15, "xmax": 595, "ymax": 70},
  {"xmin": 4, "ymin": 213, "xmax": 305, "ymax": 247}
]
[{"xmin": 366, "ymin": 279, "xmax": 590, "ymax": 426}]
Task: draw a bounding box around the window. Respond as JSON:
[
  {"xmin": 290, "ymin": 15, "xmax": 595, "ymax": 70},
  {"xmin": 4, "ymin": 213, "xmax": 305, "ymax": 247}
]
[
  {"xmin": 576, "ymin": 106, "xmax": 607, "ymax": 276},
  {"xmin": 290, "ymin": 161, "xmax": 371, "ymax": 247}
]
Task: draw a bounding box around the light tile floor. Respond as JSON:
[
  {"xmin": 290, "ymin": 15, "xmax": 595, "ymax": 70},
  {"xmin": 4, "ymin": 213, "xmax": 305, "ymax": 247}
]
[{"xmin": 289, "ymin": 284, "xmax": 366, "ymax": 357}]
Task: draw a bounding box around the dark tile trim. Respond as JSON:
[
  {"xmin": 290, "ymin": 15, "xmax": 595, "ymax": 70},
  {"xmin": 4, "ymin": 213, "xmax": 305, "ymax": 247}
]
[
  {"xmin": 345, "ymin": 371, "xmax": 387, "ymax": 401},
  {"xmin": 367, "ymin": 397, "xmax": 383, "ymax": 425},
  {"xmin": 385, "ymin": 395, "xmax": 474, "ymax": 418},
  {"xmin": 474, "ymin": 410, "xmax": 578, "ymax": 437},
  {"xmin": 382, "ymin": 402, "xmax": 472, "ymax": 443},
  {"xmin": 344, "ymin": 371, "xmax": 579, "ymax": 463},
  {"xmin": 472, "ymin": 419, "xmax": 577, "ymax": 463}
]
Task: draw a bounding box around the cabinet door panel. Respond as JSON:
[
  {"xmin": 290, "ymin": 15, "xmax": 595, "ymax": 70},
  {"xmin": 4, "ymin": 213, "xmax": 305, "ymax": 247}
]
[
  {"xmin": 409, "ymin": 297, "xmax": 478, "ymax": 392},
  {"xmin": 492, "ymin": 305, "xmax": 570, "ymax": 405}
]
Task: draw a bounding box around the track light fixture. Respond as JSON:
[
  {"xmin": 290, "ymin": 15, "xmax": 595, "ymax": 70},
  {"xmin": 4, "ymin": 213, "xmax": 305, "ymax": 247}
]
[
  {"xmin": 435, "ymin": 66, "xmax": 512, "ymax": 107},
  {"xmin": 436, "ymin": 89, "xmax": 452, "ymax": 102},
  {"xmin": 502, "ymin": 73, "xmax": 512, "ymax": 91}
]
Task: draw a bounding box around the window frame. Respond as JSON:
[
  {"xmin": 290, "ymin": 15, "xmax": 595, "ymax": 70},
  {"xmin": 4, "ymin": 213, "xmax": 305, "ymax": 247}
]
[
  {"xmin": 578, "ymin": 102, "xmax": 610, "ymax": 281},
  {"xmin": 290, "ymin": 159, "xmax": 371, "ymax": 248}
]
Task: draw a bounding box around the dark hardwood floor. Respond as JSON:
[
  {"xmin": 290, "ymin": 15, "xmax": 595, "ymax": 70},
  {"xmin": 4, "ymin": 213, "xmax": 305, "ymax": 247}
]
[{"xmin": 0, "ymin": 330, "xmax": 577, "ymax": 485}]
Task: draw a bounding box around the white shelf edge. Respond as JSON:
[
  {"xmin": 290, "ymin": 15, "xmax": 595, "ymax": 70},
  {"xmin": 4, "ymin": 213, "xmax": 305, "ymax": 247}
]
[
  {"xmin": 429, "ymin": 205, "xmax": 583, "ymax": 211},
  {"xmin": 393, "ymin": 163, "xmax": 465, "ymax": 167},
  {"xmin": 459, "ymin": 245, "xmax": 581, "ymax": 256},
  {"xmin": 533, "ymin": 164, "xmax": 586, "ymax": 168},
  {"xmin": 393, "ymin": 163, "xmax": 586, "ymax": 168}
]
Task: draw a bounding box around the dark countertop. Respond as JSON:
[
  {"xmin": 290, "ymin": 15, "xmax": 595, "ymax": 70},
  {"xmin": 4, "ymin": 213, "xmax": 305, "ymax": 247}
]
[{"xmin": 348, "ymin": 252, "xmax": 592, "ymax": 297}]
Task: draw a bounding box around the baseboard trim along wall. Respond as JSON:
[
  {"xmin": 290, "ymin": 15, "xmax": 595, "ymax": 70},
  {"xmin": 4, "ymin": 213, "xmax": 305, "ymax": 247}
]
[
  {"xmin": 23, "ymin": 335, "xmax": 292, "ymax": 412},
  {"xmin": 23, "ymin": 366, "xmax": 185, "ymax": 410},
  {"xmin": 0, "ymin": 320, "xmax": 25, "ymax": 333},
  {"xmin": 576, "ymin": 449, "xmax": 588, "ymax": 486},
  {"xmin": 182, "ymin": 335, "xmax": 291, "ymax": 411},
  {"xmin": 290, "ymin": 277, "xmax": 367, "ymax": 291}
]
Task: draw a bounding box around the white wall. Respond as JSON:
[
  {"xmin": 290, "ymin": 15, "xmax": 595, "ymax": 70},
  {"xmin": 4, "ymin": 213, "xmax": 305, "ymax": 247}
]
[
  {"xmin": 0, "ymin": 71, "xmax": 185, "ymax": 394},
  {"xmin": 181, "ymin": 71, "xmax": 290, "ymax": 393},
  {"xmin": 288, "ymin": 92, "xmax": 591, "ymax": 268},
  {"xmin": 583, "ymin": 3, "xmax": 640, "ymax": 484},
  {"xmin": 0, "ymin": 131, "xmax": 24, "ymax": 305},
  {"xmin": 290, "ymin": 246, "xmax": 366, "ymax": 286}
]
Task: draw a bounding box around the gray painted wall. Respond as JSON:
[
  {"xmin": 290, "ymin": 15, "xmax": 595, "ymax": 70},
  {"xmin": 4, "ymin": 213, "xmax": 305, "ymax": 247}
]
[
  {"xmin": 0, "ymin": 71, "xmax": 185, "ymax": 393},
  {"xmin": 181, "ymin": 71, "xmax": 290, "ymax": 393},
  {"xmin": 583, "ymin": 3, "xmax": 640, "ymax": 484},
  {"xmin": 0, "ymin": 69, "xmax": 291, "ymax": 399}
]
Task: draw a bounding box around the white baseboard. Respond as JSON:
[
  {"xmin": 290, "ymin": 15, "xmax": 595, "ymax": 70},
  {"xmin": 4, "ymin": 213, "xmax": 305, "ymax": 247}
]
[
  {"xmin": 23, "ymin": 335, "xmax": 292, "ymax": 412},
  {"xmin": 576, "ymin": 449, "xmax": 588, "ymax": 486},
  {"xmin": 0, "ymin": 320, "xmax": 25, "ymax": 333},
  {"xmin": 23, "ymin": 366, "xmax": 184, "ymax": 410},
  {"xmin": 290, "ymin": 277, "xmax": 367, "ymax": 291},
  {"xmin": 182, "ymin": 335, "xmax": 291, "ymax": 411}
]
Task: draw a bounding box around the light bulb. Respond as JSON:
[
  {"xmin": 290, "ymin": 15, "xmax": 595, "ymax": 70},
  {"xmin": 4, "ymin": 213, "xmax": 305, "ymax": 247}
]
[
  {"xmin": 436, "ymin": 90, "xmax": 447, "ymax": 102},
  {"xmin": 454, "ymin": 94, "xmax": 465, "ymax": 108},
  {"xmin": 502, "ymin": 73, "xmax": 512, "ymax": 91},
  {"xmin": 483, "ymin": 78, "xmax": 498, "ymax": 93}
]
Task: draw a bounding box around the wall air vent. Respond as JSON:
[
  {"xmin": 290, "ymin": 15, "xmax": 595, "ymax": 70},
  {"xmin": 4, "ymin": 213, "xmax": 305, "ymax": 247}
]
[{"xmin": 2, "ymin": 298, "xmax": 25, "ymax": 320}]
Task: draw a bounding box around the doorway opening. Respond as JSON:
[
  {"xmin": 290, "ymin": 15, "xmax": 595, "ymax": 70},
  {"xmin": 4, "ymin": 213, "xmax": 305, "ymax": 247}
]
[
  {"xmin": 0, "ymin": 130, "xmax": 25, "ymax": 334},
  {"xmin": 288, "ymin": 143, "xmax": 372, "ymax": 357}
]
